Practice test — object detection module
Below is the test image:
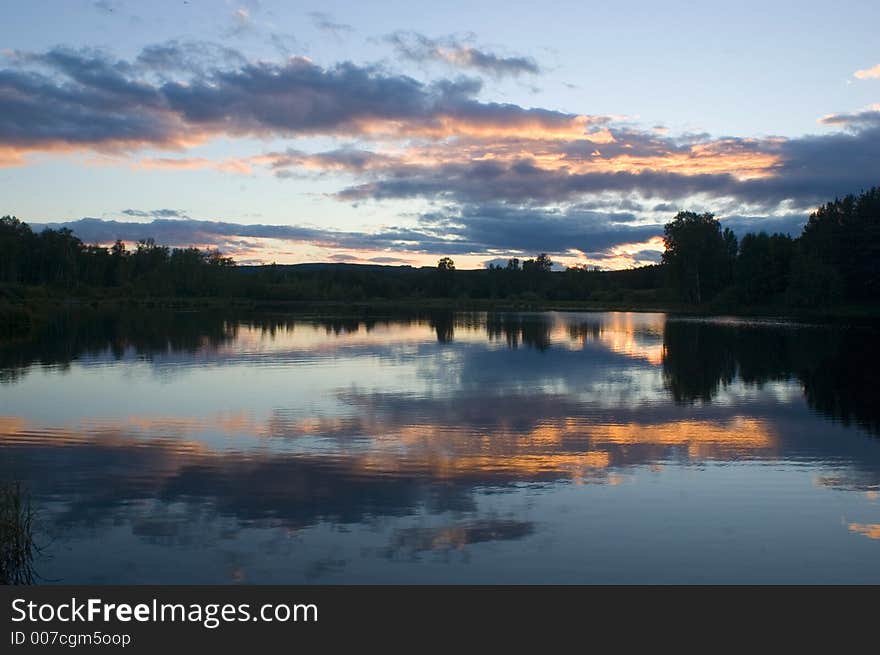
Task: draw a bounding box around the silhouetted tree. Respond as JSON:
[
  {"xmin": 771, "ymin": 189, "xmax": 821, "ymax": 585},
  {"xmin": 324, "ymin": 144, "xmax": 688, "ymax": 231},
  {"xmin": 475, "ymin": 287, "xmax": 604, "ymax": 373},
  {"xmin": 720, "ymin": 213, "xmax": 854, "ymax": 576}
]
[
  {"xmin": 0, "ymin": 216, "xmax": 34, "ymax": 283},
  {"xmin": 662, "ymin": 211, "xmax": 737, "ymax": 303},
  {"xmin": 535, "ymin": 253, "xmax": 553, "ymax": 273},
  {"xmin": 735, "ymin": 232, "xmax": 794, "ymax": 303},
  {"xmin": 786, "ymin": 249, "xmax": 843, "ymax": 307},
  {"xmin": 522, "ymin": 253, "xmax": 553, "ymax": 274},
  {"xmin": 798, "ymin": 187, "xmax": 880, "ymax": 301}
]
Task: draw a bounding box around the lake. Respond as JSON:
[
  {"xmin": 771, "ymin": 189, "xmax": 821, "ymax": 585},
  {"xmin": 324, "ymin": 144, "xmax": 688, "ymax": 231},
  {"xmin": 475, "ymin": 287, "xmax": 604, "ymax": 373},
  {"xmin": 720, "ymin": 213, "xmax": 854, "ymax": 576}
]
[{"xmin": 1, "ymin": 309, "xmax": 879, "ymax": 583}]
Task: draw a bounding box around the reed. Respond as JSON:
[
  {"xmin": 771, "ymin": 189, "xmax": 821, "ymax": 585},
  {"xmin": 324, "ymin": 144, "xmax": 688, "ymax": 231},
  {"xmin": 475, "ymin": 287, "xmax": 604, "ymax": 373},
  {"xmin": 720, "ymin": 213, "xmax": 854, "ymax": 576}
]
[{"xmin": 0, "ymin": 482, "xmax": 37, "ymax": 585}]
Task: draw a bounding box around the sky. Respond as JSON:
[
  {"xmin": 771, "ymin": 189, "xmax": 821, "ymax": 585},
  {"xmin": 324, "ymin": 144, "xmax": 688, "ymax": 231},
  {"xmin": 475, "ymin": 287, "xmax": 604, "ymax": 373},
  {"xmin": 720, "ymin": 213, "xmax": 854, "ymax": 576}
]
[{"xmin": 2, "ymin": 0, "xmax": 879, "ymax": 268}]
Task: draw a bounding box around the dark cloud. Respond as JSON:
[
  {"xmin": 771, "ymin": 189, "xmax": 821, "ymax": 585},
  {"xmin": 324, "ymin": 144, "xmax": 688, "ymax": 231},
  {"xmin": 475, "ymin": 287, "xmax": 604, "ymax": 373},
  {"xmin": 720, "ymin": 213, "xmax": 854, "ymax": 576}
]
[
  {"xmin": 32, "ymin": 217, "xmax": 337, "ymax": 248},
  {"xmin": 630, "ymin": 249, "xmax": 663, "ymax": 263},
  {"xmin": 819, "ymin": 107, "xmax": 880, "ymax": 131},
  {"xmin": 160, "ymin": 58, "xmax": 431, "ymax": 134},
  {"xmin": 336, "ymin": 126, "xmax": 880, "ymax": 209},
  {"xmin": 159, "ymin": 61, "xmax": 568, "ymax": 139},
  {"xmin": 337, "ymin": 162, "xmax": 742, "ymax": 204},
  {"xmin": 652, "ymin": 202, "xmax": 677, "ymax": 213},
  {"xmin": 31, "ymin": 205, "xmax": 662, "ymax": 259},
  {"xmin": 768, "ymin": 123, "xmax": 880, "ymax": 203},
  {"xmin": 576, "ymin": 198, "xmax": 645, "ymax": 213},
  {"xmin": 0, "ymin": 46, "xmax": 582, "ymax": 152},
  {"xmin": 265, "ymin": 147, "xmax": 394, "ymax": 173},
  {"xmin": 386, "ymin": 31, "xmax": 541, "ymax": 77},
  {"xmin": 428, "ymin": 203, "xmax": 660, "ymax": 253},
  {"xmin": 29, "ymin": 217, "xmax": 459, "ymax": 258},
  {"xmin": 720, "ymin": 214, "xmax": 807, "ymax": 237},
  {"xmin": 0, "ymin": 49, "xmax": 179, "ymax": 149}
]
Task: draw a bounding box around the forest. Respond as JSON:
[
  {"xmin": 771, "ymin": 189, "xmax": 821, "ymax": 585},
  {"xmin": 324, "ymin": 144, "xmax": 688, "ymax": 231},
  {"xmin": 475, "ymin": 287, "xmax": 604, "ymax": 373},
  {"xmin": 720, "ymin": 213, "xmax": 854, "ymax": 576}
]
[{"xmin": 1, "ymin": 187, "xmax": 878, "ymax": 314}]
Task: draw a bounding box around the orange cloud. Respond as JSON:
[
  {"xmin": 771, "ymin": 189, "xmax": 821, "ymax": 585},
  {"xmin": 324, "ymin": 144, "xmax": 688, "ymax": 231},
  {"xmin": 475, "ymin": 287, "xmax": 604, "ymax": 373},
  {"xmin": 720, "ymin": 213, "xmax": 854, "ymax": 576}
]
[
  {"xmin": 256, "ymin": 131, "xmax": 780, "ymax": 183},
  {"xmin": 135, "ymin": 156, "xmax": 255, "ymax": 174},
  {"xmin": 1, "ymin": 130, "xmax": 212, "ymax": 169},
  {"xmin": 344, "ymin": 113, "xmax": 599, "ymax": 141},
  {"xmin": 854, "ymin": 64, "xmax": 880, "ymax": 80},
  {"xmin": 0, "ymin": 146, "xmax": 27, "ymax": 167}
]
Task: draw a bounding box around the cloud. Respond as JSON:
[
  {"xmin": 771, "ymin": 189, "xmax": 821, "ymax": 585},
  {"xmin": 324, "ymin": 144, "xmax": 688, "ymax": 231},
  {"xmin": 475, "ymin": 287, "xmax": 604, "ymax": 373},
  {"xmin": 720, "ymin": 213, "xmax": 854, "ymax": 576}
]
[
  {"xmin": 0, "ymin": 45, "xmax": 589, "ymax": 162},
  {"xmin": 159, "ymin": 61, "xmax": 588, "ymax": 140},
  {"xmin": 853, "ymin": 64, "xmax": 880, "ymax": 80},
  {"xmin": 327, "ymin": 253, "xmax": 360, "ymax": 262},
  {"xmin": 260, "ymin": 147, "xmax": 395, "ymax": 174},
  {"xmin": 121, "ymin": 208, "xmax": 188, "ymax": 219},
  {"xmin": 307, "ymin": 12, "xmax": 353, "ymax": 39},
  {"xmin": 30, "ymin": 204, "xmax": 665, "ymax": 263},
  {"xmin": 4, "ymin": 42, "xmax": 880, "ymax": 266},
  {"xmin": 0, "ymin": 47, "xmax": 194, "ymax": 154},
  {"xmin": 386, "ymin": 31, "xmax": 541, "ymax": 77},
  {"xmin": 232, "ymin": 8, "xmax": 250, "ymax": 27},
  {"xmin": 31, "ymin": 217, "xmax": 335, "ymax": 248},
  {"xmin": 333, "ymin": 119, "xmax": 880, "ymax": 209},
  {"xmin": 39, "ymin": 208, "xmax": 799, "ymax": 268},
  {"xmin": 336, "ymin": 162, "xmax": 741, "ymax": 205},
  {"xmin": 268, "ymin": 32, "xmax": 299, "ymax": 57},
  {"xmin": 28, "ymin": 217, "xmax": 454, "ymax": 258},
  {"xmin": 134, "ymin": 156, "xmax": 255, "ymax": 174},
  {"xmin": 134, "ymin": 40, "xmax": 247, "ymax": 76},
  {"xmin": 368, "ymin": 256, "xmax": 412, "ymax": 264},
  {"xmin": 720, "ymin": 214, "xmax": 807, "ymax": 237},
  {"xmin": 225, "ymin": 7, "xmax": 257, "ymax": 38},
  {"xmin": 629, "ymin": 249, "xmax": 662, "ymax": 263},
  {"xmin": 819, "ymin": 105, "xmax": 880, "ymax": 131},
  {"xmin": 6, "ymin": 43, "xmax": 877, "ymax": 215},
  {"xmin": 420, "ymin": 203, "xmax": 661, "ymax": 254}
]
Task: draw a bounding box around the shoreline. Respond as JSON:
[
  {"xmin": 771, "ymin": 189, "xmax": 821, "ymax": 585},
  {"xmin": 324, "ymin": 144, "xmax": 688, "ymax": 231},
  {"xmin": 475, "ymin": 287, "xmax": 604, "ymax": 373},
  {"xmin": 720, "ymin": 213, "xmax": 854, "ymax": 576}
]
[{"xmin": 3, "ymin": 292, "xmax": 879, "ymax": 338}]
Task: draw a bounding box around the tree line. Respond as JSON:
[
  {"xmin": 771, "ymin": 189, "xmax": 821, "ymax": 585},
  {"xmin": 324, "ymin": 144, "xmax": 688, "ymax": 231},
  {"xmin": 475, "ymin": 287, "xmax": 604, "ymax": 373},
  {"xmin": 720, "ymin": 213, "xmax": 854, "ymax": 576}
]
[
  {"xmin": 0, "ymin": 218, "xmax": 235, "ymax": 296},
  {"xmin": 661, "ymin": 187, "xmax": 880, "ymax": 306},
  {"xmin": 1, "ymin": 186, "xmax": 878, "ymax": 307}
]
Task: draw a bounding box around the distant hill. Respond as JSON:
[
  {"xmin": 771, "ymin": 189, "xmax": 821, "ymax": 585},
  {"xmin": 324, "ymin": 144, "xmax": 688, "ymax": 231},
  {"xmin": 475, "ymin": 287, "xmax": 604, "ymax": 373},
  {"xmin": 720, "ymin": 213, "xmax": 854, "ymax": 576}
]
[{"xmin": 236, "ymin": 262, "xmax": 423, "ymax": 273}]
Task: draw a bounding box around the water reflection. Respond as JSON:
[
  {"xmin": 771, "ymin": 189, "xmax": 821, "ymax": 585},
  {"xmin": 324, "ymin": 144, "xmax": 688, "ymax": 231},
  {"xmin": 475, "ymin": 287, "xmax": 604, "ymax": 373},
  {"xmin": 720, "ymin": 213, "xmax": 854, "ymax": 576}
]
[
  {"xmin": 661, "ymin": 318, "xmax": 880, "ymax": 434},
  {"xmin": 1, "ymin": 309, "xmax": 879, "ymax": 583},
  {"xmin": 380, "ymin": 520, "xmax": 535, "ymax": 560}
]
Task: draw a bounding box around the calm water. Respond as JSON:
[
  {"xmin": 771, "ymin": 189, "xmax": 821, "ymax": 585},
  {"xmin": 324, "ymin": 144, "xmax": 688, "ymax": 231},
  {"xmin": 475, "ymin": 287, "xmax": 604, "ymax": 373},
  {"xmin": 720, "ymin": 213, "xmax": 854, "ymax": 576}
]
[{"xmin": 2, "ymin": 310, "xmax": 879, "ymax": 583}]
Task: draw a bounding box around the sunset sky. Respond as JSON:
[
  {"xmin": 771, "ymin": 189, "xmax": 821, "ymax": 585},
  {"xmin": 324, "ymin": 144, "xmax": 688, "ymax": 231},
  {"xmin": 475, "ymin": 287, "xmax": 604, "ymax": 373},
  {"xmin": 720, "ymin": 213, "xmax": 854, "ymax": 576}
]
[{"xmin": 2, "ymin": 0, "xmax": 879, "ymax": 268}]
